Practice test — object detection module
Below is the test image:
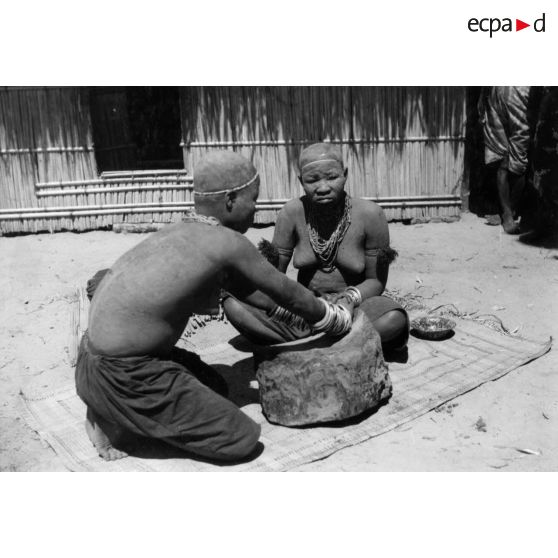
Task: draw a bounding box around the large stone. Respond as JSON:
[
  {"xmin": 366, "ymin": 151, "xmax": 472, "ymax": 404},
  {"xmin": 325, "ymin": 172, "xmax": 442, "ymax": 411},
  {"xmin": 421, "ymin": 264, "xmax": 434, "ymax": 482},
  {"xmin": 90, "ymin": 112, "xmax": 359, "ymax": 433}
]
[{"xmin": 254, "ymin": 310, "xmax": 392, "ymax": 426}]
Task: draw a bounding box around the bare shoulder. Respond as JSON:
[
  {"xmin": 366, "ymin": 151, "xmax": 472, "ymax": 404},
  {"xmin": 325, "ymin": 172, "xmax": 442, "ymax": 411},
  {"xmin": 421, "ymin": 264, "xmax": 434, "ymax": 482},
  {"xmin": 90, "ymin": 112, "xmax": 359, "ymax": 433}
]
[
  {"xmin": 275, "ymin": 198, "xmax": 305, "ymax": 234},
  {"xmin": 278, "ymin": 197, "xmax": 304, "ymax": 218},
  {"xmin": 212, "ymin": 226, "xmax": 257, "ymax": 261},
  {"xmin": 169, "ymin": 221, "xmax": 250, "ymax": 259},
  {"xmin": 352, "ymin": 197, "xmax": 385, "ymax": 220},
  {"xmin": 352, "ymin": 197, "xmax": 389, "ymax": 242}
]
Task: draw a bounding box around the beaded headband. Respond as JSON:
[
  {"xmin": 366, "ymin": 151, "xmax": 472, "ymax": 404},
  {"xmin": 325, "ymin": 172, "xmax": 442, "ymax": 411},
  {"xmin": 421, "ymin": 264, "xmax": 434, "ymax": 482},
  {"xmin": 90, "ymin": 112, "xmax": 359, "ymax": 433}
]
[
  {"xmin": 193, "ymin": 172, "xmax": 259, "ymax": 197},
  {"xmin": 300, "ymin": 158, "xmax": 343, "ymax": 171}
]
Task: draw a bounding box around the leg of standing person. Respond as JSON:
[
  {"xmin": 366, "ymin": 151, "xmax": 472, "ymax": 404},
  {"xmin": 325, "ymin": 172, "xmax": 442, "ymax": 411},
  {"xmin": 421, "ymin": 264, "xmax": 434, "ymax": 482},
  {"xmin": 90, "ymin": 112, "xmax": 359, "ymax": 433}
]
[
  {"xmin": 501, "ymin": 87, "xmax": 530, "ymax": 234},
  {"xmin": 496, "ymin": 163, "xmax": 522, "ymax": 234}
]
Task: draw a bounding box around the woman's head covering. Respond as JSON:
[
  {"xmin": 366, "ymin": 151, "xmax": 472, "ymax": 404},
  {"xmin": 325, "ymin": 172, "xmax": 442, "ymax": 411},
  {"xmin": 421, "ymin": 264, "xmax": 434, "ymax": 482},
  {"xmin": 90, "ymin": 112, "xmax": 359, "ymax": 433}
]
[
  {"xmin": 299, "ymin": 143, "xmax": 344, "ymax": 171},
  {"xmin": 194, "ymin": 151, "xmax": 258, "ymax": 197}
]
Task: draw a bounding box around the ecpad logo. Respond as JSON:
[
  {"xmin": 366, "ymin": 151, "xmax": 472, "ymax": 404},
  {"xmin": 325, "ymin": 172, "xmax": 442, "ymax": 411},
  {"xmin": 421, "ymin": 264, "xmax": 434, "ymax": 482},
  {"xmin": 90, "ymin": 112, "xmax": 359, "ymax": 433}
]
[{"xmin": 468, "ymin": 13, "xmax": 546, "ymax": 37}]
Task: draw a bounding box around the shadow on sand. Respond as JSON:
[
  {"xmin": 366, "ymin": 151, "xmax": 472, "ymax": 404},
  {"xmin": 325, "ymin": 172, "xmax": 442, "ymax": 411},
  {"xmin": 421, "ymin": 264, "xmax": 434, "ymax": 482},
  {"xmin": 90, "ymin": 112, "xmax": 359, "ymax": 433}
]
[
  {"xmin": 117, "ymin": 435, "xmax": 264, "ymax": 466},
  {"xmin": 518, "ymin": 228, "xmax": 558, "ymax": 250}
]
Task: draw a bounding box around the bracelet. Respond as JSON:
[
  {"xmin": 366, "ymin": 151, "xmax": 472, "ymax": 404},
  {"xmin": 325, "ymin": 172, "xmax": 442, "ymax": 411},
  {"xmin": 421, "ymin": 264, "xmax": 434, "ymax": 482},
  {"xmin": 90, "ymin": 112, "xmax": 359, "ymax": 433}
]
[
  {"xmin": 329, "ymin": 304, "xmax": 352, "ymax": 336},
  {"xmin": 343, "ymin": 286, "xmax": 362, "ymax": 306},
  {"xmin": 268, "ymin": 305, "xmax": 308, "ymax": 330},
  {"xmin": 311, "ymin": 298, "xmax": 352, "ymax": 336},
  {"xmin": 268, "ymin": 305, "xmax": 290, "ymax": 322},
  {"xmin": 310, "ymin": 297, "xmax": 333, "ymax": 331}
]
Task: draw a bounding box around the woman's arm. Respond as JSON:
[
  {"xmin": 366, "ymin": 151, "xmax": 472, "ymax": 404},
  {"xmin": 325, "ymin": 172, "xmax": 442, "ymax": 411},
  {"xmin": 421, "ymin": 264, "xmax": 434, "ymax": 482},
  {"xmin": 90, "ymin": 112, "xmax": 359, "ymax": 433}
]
[
  {"xmin": 353, "ymin": 202, "xmax": 391, "ymax": 300},
  {"xmin": 272, "ymin": 202, "xmax": 297, "ymax": 273}
]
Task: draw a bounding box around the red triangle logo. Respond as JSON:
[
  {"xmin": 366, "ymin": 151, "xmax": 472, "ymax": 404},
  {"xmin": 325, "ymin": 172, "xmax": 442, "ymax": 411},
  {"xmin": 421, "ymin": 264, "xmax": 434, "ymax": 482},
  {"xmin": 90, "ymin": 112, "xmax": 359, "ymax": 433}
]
[{"xmin": 516, "ymin": 19, "xmax": 530, "ymax": 31}]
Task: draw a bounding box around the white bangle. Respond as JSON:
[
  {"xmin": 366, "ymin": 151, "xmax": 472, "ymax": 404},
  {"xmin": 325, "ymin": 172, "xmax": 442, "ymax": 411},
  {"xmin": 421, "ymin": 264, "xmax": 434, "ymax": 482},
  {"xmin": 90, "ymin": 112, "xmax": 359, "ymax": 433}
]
[
  {"xmin": 268, "ymin": 305, "xmax": 308, "ymax": 330},
  {"xmin": 344, "ymin": 286, "xmax": 362, "ymax": 306},
  {"xmin": 329, "ymin": 304, "xmax": 352, "ymax": 336},
  {"xmin": 311, "ymin": 298, "xmax": 352, "ymax": 336},
  {"xmin": 268, "ymin": 305, "xmax": 289, "ymax": 321},
  {"xmin": 311, "ymin": 297, "xmax": 333, "ymax": 332}
]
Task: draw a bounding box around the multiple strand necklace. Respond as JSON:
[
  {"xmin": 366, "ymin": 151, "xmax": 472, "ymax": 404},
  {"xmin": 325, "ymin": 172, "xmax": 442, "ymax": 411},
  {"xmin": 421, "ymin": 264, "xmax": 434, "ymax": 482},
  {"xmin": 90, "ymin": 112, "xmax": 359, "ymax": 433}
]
[
  {"xmin": 182, "ymin": 212, "xmax": 220, "ymax": 226},
  {"xmin": 304, "ymin": 194, "xmax": 352, "ymax": 273}
]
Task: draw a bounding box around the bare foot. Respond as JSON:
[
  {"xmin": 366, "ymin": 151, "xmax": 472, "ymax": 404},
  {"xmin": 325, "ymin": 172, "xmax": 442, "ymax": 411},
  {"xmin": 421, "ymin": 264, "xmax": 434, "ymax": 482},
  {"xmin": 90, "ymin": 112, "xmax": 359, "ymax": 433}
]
[{"xmin": 85, "ymin": 408, "xmax": 128, "ymax": 461}]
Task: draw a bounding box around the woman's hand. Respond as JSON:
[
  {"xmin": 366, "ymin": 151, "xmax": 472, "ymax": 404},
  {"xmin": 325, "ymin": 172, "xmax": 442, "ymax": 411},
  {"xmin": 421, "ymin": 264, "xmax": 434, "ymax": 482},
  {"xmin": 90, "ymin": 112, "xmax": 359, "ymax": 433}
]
[
  {"xmin": 336, "ymin": 298, "xmax": 355, "ymax": 320},
  {"xmin": 324, "ymin": 287, "xmax": 361, "ymax": 308}
]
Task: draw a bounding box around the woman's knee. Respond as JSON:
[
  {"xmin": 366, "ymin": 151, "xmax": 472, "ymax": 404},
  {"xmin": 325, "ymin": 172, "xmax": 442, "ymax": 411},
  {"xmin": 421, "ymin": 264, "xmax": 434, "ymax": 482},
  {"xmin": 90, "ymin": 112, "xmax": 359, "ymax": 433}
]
[{"xmin": 374, "ymin": 309, "xmax": 409, "ymax": 344}]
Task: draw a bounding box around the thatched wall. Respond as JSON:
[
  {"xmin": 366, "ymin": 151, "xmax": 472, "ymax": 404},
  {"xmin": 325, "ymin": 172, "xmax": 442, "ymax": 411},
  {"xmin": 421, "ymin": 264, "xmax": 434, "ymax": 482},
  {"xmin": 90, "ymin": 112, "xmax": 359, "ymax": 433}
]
[
  {"xmin": 181, "ymin": 87, "xmax": 466, "ymax": 223},
  {"xmin": 0, "ymin": 87, "xmax": 190, "ymax": 233},
  {"xmin": 1, "ymin": 86, "xmax": 466, "ymax": 234},
  {"xmin": 0, "ymin": 87, "xmax": 99, "ymax": 232}
]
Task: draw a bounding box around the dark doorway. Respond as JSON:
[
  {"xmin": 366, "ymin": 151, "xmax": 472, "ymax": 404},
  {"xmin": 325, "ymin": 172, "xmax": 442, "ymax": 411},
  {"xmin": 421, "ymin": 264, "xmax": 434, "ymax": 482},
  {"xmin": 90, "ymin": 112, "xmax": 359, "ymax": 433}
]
[
  {"xmin": 126, "ymin": 86, "xmax": 183, "ymax": 170},
  {"xmin": 90, "ymin": 86, "xmax": 183, "ymax": 173}
]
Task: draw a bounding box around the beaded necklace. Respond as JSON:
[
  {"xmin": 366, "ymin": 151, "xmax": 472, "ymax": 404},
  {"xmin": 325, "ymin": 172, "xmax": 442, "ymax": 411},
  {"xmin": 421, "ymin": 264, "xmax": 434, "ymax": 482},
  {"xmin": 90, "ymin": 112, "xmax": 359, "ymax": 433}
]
[
  {"xmin": 303, "ymin": 194, "xmax": 352, "ymax": 273},
  {"xmin": 182, "ymin": 212, "xmax": 220, "ymax": 226}
]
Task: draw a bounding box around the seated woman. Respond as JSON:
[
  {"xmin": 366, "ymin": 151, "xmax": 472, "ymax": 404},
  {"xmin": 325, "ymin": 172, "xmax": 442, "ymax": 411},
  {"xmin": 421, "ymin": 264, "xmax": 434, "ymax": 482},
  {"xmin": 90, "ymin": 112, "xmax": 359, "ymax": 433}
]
[{"xmin": 224, "ymin": 142, "xmax": 409, "ymax": 351}]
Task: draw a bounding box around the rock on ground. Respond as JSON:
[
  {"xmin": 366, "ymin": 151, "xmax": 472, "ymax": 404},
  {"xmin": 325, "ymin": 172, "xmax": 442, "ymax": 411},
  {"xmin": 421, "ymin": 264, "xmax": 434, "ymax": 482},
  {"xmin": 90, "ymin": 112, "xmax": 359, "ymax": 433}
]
[{"xmin": 254, "ymin": 311, "xmax": 391, "ymax": 426}]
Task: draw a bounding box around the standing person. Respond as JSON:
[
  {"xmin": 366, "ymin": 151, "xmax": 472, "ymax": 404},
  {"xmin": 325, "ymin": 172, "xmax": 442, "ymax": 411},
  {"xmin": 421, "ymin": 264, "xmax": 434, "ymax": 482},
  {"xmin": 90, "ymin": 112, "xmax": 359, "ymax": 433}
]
[
  {"xmin": 532, "ymin": 86, "xmax": 558, "ymax": 236},
  {"xmin": 479, "ymin": 86, "xmax": 531, "ymax": 234},
  {"xmin": 224, "ymin": 143, "xmax": 409, "ymax": 352},
  {"xmin": 76, "ymin": 151, "xmax": 353, "ymax": 462}
]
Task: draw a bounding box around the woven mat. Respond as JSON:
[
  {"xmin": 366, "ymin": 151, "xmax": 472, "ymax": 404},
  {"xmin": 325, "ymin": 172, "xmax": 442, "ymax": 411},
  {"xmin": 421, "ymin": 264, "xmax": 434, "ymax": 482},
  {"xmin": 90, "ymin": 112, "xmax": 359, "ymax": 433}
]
[{"xmin": 20, "ymin": 318, "xmax": 551, "ymax": 472}]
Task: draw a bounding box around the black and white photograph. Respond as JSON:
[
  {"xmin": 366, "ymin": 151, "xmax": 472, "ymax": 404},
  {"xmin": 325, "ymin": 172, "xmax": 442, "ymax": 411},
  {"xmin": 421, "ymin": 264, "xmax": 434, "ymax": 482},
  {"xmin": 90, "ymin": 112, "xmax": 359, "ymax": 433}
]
[
  {"xmin": 2, "ymin": 85, "xmax": 557, "ymax": 472},
  {"xmin": 1, "ymin": 2, "xmax": 556, "ymax": 557}
]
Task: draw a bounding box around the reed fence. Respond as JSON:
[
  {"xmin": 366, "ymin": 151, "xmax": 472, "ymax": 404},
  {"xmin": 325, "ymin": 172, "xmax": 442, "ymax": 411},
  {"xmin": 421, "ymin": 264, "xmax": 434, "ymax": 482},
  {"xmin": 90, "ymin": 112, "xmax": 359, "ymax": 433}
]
[
  {"xmin": 181, "ymin": 87, "xmax": 466, "ymax": 223},
  {"xmin": 1, "ymin": 86, "xmax": 466, "ymax": 233}
]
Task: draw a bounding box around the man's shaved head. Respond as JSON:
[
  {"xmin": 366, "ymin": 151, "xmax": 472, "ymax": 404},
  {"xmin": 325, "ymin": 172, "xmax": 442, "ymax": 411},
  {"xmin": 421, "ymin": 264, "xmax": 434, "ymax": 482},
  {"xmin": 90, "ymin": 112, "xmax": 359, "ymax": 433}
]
[
  {"xmin": 299, "ymin": 143, "xmax": 344, "ymax": 171},
  {"xmin": 193, "ymin": 150, "xmax": 260, "ymax": 233},
  {"xmin": 194, "ymin": 151, "xmax": 258, "ymax": 196}
]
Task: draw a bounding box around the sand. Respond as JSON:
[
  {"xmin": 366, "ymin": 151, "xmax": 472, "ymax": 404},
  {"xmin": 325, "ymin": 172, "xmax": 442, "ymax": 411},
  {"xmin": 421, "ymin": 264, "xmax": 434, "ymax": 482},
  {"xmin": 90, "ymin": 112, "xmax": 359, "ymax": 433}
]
[{"xmin": 1, "ymin": 212, "xmax": 557, "ymax": 471}]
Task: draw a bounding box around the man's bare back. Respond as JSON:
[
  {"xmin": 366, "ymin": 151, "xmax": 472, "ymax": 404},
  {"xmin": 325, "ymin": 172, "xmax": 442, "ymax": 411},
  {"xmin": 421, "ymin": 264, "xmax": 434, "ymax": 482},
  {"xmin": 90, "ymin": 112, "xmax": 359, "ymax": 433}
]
[
  {"xmin": 88, "ymin": 222, "xmax": 233, "ymax": 357},
  {"xmin": 88, "ymin": 219, "xmax": 331, "ymax": 358}
]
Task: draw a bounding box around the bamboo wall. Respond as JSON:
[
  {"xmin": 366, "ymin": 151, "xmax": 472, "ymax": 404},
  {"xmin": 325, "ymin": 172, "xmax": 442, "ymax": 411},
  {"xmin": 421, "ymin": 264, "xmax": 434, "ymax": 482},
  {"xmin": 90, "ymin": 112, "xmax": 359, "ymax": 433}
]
[
  {"xmin": 1, "ymin": 86, "xmax": 466, "ymax": 234},
  {"xmin": 181, "ymin": 87, "xmax": 465, "ymax": 223},
  {"xmin": 0, "ymin": 87, "xmax": 190, "ymax": 233},
  {"xmin": 0, "ymin": 87, "xmax": 99, "ymax": 232}
]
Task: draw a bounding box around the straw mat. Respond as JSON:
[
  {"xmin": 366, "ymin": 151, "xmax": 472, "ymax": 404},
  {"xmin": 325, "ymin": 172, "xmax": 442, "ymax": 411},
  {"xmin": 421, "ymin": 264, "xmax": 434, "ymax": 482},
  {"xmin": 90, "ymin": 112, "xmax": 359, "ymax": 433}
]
[{"xmin": 20, "ymin": 318, "xmax": 551, "ymax": 471}]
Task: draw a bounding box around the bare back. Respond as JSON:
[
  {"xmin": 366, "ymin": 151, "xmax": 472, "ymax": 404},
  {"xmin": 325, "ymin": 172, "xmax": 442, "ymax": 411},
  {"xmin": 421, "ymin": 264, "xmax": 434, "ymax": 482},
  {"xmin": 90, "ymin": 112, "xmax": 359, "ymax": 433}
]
[
  {"xmin": 89, "ymin": 222, "xmax": 233, "ymax": 357},
  {"xmin": 88, "ymin": 221, "xmax": 324, "ymax": 357}
]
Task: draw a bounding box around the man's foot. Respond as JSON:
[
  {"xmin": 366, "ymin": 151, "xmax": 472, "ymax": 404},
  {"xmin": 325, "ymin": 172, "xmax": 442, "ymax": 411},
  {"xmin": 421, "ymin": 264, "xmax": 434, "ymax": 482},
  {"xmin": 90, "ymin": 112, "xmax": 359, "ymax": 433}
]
[{"xmin": 85, "ymin": 408, "xmax": 128, "ymax": 461}]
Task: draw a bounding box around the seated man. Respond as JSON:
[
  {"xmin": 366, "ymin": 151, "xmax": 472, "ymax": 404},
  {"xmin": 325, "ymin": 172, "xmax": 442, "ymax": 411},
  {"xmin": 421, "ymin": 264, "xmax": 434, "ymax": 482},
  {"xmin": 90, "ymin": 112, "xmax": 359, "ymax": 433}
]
[
  {"xmin": 223, "ymin": 143, "xmax": 409, "ymax": 352},
  {"xmin": 76, "ymin": 151, "xmax": 353, "ymax": 462}
]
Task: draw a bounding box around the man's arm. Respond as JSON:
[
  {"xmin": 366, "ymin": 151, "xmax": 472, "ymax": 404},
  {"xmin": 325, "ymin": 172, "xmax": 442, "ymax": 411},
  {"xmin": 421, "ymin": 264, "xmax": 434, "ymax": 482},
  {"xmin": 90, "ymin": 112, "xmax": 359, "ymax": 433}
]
[{"xmin": 226, "ymin": 232, "xmax": 325, "ymax": 323}]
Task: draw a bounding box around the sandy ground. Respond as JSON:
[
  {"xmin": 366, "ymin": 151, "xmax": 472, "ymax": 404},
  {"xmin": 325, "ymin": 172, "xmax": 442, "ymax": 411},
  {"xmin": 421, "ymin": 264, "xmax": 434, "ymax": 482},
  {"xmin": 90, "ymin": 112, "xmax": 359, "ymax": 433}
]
[{"xmin": 1, "ymin": 212, "xmax": 557, "ymax": 471}]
